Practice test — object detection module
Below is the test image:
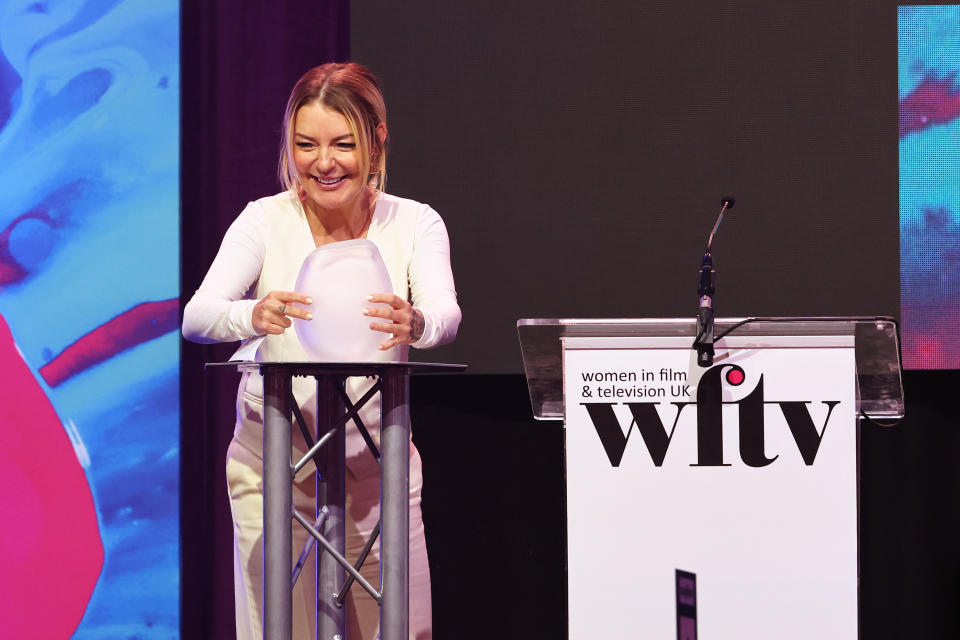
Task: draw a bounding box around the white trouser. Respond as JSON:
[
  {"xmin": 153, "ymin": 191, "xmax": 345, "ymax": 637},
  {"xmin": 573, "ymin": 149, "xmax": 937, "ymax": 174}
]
[{"xmin": 226, "ymin": 436, "xmax": 433, "ymax": 639}]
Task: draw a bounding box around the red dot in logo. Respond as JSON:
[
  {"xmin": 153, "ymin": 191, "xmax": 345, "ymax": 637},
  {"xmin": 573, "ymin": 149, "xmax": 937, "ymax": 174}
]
[{"xmin": 726, "ymin": 368, "xmax": 745, "ymax": 386}]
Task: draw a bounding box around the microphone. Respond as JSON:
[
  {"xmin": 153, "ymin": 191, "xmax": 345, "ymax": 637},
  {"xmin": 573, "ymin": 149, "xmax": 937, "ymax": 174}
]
[{"xmin": 694, "ymin": 197, "xmax": 735, "ymax": 367}]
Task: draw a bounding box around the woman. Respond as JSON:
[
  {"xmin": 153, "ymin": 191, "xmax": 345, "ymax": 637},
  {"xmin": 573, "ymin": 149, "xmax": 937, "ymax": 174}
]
[{"xmin": 183, "ymin": 62, "xmax": 461, "ymax": 640}]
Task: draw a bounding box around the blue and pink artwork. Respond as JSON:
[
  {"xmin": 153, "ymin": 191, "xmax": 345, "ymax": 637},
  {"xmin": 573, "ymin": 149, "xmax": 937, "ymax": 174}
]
[
  {"xmin": 899, "ymin": 5, "xmax": 960, "ymax": 369},
  {"xmin": 0, "ymin": 1, "xmax": 179, "ymax": 637}
]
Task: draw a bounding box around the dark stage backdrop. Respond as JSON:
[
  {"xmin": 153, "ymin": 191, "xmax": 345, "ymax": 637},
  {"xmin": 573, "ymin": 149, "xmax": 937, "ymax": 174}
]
[{"xmin": 350, "ymin": 0, "xmax": 902, "ymax": 373}]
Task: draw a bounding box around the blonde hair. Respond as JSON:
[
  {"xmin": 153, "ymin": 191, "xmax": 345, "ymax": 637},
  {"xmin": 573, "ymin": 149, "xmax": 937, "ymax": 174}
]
[{"xmin": 279, "ymin": 62, "xmax": 388, "ymax": 197}]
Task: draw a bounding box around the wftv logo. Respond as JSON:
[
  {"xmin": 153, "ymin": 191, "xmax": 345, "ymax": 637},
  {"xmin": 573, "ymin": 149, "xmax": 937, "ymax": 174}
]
[{"xmin": 580, "ymin": 364, "xmax": 840, "ymax": 468}]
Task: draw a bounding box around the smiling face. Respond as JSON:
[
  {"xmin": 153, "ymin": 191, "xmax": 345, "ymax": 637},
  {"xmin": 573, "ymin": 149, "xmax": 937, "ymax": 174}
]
[
  {"xmin": 293, "ymin": 102, "xmax": 371, "ymax": 220},
  {"xmin": 279, "ymin": 64, "xmax": 389, "ymax": 208}
]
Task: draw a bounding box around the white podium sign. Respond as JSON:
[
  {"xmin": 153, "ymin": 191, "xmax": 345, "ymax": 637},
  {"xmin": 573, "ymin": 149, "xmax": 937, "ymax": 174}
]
[{"xmin": 562, "ymin": 336, "xmax": 858, "ymax": 639}]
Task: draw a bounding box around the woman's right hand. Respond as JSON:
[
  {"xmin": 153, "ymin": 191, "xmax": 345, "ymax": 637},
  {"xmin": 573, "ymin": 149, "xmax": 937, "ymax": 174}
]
[{"xmin": 252, "ymin": 291, "xmax": 313, "ymax": 335}]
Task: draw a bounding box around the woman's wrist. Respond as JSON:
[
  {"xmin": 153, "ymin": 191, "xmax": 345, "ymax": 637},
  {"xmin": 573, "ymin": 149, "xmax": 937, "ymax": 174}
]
[{"xmin": 411, "ymin": 308, "xmax": 425, "ymax": 341}]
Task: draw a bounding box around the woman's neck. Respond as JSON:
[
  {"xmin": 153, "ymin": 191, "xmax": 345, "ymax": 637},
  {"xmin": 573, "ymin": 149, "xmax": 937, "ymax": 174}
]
[{"xmin": 301, "ymin": 188, "xmax": 376, "ymax": 245}]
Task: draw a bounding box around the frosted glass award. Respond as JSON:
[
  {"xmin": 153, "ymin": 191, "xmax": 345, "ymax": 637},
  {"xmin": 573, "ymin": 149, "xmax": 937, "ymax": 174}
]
[{"xmin": 293, "ymin": 239, "xmax": 393, "ymax": 361}]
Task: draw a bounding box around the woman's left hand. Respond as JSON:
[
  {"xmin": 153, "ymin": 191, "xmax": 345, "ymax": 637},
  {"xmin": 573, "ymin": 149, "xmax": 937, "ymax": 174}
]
[{"xmin": 364, "ymin": 293, "xmax": 425, "ymax": 350}]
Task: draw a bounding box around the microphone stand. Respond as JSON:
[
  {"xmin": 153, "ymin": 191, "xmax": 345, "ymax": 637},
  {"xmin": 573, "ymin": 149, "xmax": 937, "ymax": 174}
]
[
  {"xmin": 694, "ymin": 197, "xmax": 734, "ymax": 367},
  {"xmin": 695, "ymin": 252, "xmax": 716, "ymax": 367}
]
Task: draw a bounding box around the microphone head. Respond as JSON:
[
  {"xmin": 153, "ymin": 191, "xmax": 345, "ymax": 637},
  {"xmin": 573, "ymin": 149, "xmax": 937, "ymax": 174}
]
[{"xmin": 721, "ymin": 196, "xmax": 736, "ymax": 209}]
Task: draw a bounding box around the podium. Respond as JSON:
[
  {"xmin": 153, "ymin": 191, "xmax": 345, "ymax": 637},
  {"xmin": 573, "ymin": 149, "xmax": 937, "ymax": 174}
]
[
  {"xmin": 208, "ymin": 361, "xmax": 464, "ymax": 640},
  {"xmin": 517, "ymin": 317, "xmax": 903, "ymax": 639}
]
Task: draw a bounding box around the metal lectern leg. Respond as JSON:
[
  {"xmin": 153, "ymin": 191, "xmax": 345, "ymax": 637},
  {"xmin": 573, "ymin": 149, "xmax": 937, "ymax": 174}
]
[
  {"xmin": 380, "ymin": 372, "xmax": 410, "ymax": 640},
  {"xmin": 263, "ymin": 370, "xmax": 293, "ymax": 640},
  {"xmin": 316, "ymin": 375, "xmax": 346, "ymax": 638}
]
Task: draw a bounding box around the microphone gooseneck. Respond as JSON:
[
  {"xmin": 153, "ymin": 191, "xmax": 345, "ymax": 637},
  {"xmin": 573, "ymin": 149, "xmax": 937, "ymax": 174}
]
[{"xmin": 694, "ymin": 197, "xmax": 735, "ymax": 368}]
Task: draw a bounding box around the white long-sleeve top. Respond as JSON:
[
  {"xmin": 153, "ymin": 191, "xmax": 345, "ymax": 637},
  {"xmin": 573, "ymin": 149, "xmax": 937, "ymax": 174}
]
[
  {"xmin": 183, "ymin": 190, "xmax": 460, "ymax": 351},
  {"xmin": 182, "ymin": 191, "xmax": 461, "ymax": 477}
]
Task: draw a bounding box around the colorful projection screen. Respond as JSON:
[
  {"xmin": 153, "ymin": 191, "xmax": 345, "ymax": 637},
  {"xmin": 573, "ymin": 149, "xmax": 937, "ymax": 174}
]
[
  {"xmin": 0, "ymin": 2, "xmax": 179, "ymax": 637},
  {"xmin": 899, "ymin": 5, "xmax": 960, "ymax": 370}
]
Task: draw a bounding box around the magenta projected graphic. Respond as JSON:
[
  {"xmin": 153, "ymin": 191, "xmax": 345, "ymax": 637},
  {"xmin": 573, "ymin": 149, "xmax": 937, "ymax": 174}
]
[
  {"xmin": 0, "ymin": 1, "xmax": 179, "ymax": 637},
  {"xmin": 899, "ymin": 5, "xmax": 960, "ymax": 369}
]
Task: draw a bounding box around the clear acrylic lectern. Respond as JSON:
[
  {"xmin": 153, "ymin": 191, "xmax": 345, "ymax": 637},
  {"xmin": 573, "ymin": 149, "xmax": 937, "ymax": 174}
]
[
  {"xmin": 517, "ymin": 316, "xmax": 904, "ymax": 421},
  {"xmin": 517, "ymin": 316, "xmax": 903, "ymax": 640}
]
